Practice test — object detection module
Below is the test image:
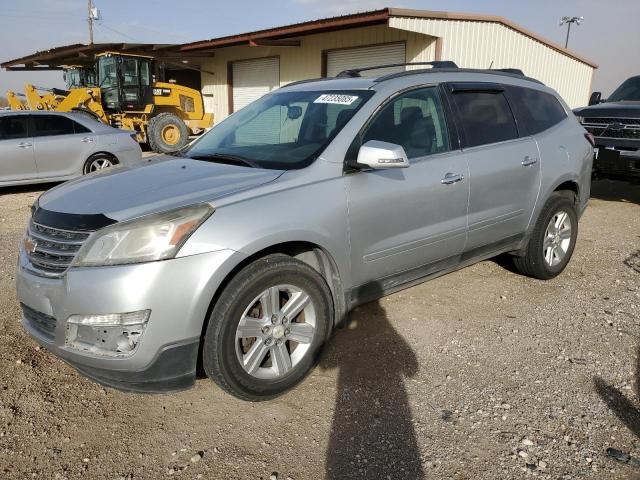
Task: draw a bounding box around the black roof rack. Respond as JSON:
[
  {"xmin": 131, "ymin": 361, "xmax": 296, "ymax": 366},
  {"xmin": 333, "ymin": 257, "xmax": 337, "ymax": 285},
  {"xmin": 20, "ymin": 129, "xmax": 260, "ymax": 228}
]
[
  {"xmin": 280, "ymin": 77, "xmax": 330, "ymax": 88},
  {"xmin": 494, "ymin": 68, "xmax": 525, "ymax": 76},
  {"xmin": 374, "ymin": 67, "xmax": 543, "ymax": 85},
  {"xmin": 336, "ymin": 61, "xmax": 458, "ymax": 78}
]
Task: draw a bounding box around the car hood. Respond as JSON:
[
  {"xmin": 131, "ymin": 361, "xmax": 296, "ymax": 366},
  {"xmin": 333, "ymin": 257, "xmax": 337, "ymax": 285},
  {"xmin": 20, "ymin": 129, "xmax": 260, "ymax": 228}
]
[
  {"xmin": 574, "ymin": 101, "xmax": 640, "ymax": 118},
  {"xmin": 38, "ymin": 156, "xmax": 284, "ymax": 221}
]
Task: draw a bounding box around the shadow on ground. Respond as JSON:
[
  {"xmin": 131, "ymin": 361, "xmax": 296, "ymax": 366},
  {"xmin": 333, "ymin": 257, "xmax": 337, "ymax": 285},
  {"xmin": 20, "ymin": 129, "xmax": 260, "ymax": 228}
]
[
  {"xmin": 594, "ymin": 339, "xmax": 640, "ymax": 439},
  {"xmin": 590, "ymin": 179, "xmax": 640, "ymax": 206},
  {"xmin": 321, "ymin": 289, "xmax": 425, "ymax": 479},
  {"xmin": 0, "ymin": 182, "xmax": 58, "ymax": 196},
  {"xmin": 594, "ymin": 250, "xmax": 640, "ymax": 439}
]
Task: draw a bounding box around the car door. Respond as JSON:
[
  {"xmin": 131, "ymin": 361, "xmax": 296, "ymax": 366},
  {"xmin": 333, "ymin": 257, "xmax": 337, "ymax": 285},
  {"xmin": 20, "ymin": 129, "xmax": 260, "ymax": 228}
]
[
  {"xmin": 30, "ymin": 114, "xmax": 96, "ymax": 178},
  {"xmin": 445, "ymin": 83, "xmax": 541, "ymax": 252},
  {"xmin": 0, "ymin": 115, "xmax": 36, "ymax": 183},
  {"xmin": 346, "ymin": 86, "xmax": 469, "ymax": 291}
]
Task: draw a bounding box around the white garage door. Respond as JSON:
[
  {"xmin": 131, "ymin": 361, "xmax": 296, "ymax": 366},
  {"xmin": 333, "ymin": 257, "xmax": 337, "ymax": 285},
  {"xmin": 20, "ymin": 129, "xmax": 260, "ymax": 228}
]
[
  {"xmin": 232, "ymin": 57, "xmax": 280, "ymax": 112},
  {"xmin": 326, "ymin": 43, "xmax": 406, "ymax": 78}
]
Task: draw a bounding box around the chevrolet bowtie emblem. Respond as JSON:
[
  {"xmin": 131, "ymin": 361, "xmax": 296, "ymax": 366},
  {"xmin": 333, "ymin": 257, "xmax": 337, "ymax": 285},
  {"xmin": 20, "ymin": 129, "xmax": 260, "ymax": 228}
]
[{"xmin": 24, "ymin": 236, "xmax": 37, "ymax": 254}]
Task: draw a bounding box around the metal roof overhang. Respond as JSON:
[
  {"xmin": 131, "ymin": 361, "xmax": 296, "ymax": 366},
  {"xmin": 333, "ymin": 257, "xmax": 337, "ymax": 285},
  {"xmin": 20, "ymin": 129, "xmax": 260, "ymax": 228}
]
[
  {"xmin": 2, "ymin": 8, "xmax": 598, "ymax": 70},
  {"xmin": 1, "ymin": 42, "xmax": 210, "ymax": 71},
  {"xmin": 179, "ymin": 8, "xmax": 597, "ymax": 68}
]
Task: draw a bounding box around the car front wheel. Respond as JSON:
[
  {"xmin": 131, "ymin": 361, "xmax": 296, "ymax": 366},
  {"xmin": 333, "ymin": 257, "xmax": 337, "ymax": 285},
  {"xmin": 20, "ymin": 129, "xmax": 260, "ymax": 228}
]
[{"xmin": 202, "ymin": 254, "xmax": 333, "ymax": 401}]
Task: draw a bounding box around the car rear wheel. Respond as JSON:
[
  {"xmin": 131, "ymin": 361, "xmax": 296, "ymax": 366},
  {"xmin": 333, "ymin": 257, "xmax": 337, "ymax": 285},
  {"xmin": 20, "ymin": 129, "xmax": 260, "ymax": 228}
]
[
  {"xmin": 513, "ymin": 192, "xmax": 578, "ymax": 279},
  {"xmin": 83, "ymin": 153, "xmax": 117, "ymax": 174},
  {"xmin": 202, "ymin": 254, "xmax": 333, "ymax": 401}
]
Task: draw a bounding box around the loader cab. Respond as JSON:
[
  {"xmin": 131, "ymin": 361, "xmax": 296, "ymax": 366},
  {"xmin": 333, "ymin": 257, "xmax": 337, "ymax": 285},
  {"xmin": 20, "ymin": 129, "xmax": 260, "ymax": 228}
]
[
  {"xmin": 63, "ymin": 66, "xmax": 97, "ymax": 89},
  {"xmin": 97, "ymin": 53, "xmax": 154, "ymax": 112}
]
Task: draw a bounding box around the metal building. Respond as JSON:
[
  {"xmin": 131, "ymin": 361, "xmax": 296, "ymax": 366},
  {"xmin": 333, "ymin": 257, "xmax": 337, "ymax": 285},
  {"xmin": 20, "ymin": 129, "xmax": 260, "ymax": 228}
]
[
  {"xmin": 1, "ymin": 8, "xmax": 597, "ymax": 121},
  {"xmin": 179, "ymin": 8, "xmax": 597, "ymax": 120}
]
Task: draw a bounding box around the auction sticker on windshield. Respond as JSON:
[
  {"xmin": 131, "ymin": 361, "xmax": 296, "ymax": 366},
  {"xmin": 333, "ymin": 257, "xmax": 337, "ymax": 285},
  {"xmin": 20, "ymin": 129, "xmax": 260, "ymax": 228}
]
[{"xmin": 314, "ymin": 94, "xmax": 359, "ymax": 105}]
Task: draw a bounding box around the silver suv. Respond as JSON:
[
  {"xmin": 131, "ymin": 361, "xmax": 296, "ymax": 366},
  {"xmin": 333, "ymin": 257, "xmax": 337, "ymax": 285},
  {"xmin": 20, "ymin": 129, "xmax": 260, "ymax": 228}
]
[{"xmin": 16, "ymin": 66, "xmax": 593, "ymax": 400}]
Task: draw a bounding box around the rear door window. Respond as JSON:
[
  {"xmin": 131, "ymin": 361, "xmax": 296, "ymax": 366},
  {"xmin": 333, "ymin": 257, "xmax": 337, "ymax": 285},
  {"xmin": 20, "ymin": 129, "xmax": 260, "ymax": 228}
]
[
  {"xmin": 0, "ymin": 116, "xmax": 29, "ymax": 140},
  {"xmin": 31, "ymin": 115, "xmax": 75, "ymax": 137},
  {"xmin": 506, "ymin": 86, "xmax": 567, "ymax": 135},
  {"xmin": 450, "ymin": 88, "xmax": 518, "ymax": 148}
]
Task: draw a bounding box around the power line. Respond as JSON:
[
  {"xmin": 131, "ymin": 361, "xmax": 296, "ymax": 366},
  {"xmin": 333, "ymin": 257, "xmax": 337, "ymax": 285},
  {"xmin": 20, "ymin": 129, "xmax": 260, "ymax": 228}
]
[
  {"xmin": 94, "ymin": 22, "xmax": 142, "ymax": 43},
  {"xmin": 1, "ymin": 13, "xmax": 82, "ymax": 22}
]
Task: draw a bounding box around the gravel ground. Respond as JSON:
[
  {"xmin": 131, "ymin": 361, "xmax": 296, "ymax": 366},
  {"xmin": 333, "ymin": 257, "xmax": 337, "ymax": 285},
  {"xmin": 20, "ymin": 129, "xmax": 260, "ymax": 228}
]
[{"xmin": 0, "ymin": 179, "xmax": 638, "ymax": 480}]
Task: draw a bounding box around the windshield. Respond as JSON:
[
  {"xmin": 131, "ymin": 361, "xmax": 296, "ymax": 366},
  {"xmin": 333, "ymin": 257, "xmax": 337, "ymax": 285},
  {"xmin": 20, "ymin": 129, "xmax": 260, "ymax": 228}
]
[
  {"xmin": 183, "ymin": 90, "xmax": 373, "ymax": 170},
  {"xmin": 608, "ymin": 77, "xmax": 640, "ymax": 102},
  {"xmin": 98, "ymin": 57, "xmax": 117, "ymax": 89},
  {"xmin": 65, "ymin": 69, "xmax": 81, "ymax": 89}
]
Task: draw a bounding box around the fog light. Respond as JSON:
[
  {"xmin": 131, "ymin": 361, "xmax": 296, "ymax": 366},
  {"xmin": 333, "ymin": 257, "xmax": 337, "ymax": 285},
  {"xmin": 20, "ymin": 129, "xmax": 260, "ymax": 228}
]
[{"xmin": 65, "ymin": 310, "xmax": 150, "ymax": 357}]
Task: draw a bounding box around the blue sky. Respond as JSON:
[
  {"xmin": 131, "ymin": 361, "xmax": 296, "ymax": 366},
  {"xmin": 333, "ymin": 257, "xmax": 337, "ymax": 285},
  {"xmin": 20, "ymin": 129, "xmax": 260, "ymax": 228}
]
[{"xmin": 1, "ymin": 0, "xmax": 638, "ymax": 99}]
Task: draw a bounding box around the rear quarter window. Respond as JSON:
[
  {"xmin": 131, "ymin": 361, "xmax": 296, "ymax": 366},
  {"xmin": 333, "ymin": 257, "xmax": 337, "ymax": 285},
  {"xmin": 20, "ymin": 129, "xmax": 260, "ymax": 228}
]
[
  {"xmin": 507, "ymin": 87, "xmax": 567, "ymax": 136},
  {"xmin": 72, "ymin": 120, "xmax": 91, "ymax": 134}
]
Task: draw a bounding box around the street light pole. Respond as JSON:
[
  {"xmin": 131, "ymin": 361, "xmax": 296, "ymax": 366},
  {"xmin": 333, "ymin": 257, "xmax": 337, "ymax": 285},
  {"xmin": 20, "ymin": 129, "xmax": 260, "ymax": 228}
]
[
  {"xmin": 560, "ymin": 16, "xmax": 583, "ymax": 48},
  {"xmin": 88, "ymin": 0, "xmax": 94, "ymax": 44}
]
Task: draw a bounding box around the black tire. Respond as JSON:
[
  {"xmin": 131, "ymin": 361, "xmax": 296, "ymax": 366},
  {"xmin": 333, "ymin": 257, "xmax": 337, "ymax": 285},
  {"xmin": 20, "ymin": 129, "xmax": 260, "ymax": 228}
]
[
  {"xmin": 83, "ymin": 152, "xmax": 118, "ymax": 175},
  {"xmin": 147, "ymin": 113, "xmax": 189, "ymax": 154},
  {"xmin": 513, "ymin": 192, "xmax": 578, "ymax": 279},
  {"xmin": 202, "ymin": 254, "xmax": 333, "ymax": 401}
]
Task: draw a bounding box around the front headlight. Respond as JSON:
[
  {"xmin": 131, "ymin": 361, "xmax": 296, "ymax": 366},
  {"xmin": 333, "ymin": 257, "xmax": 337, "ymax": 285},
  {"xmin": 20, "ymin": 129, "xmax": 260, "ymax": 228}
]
[{"xmin": 74, "ymin": 204, "xmax": 214, "ymax": 267}]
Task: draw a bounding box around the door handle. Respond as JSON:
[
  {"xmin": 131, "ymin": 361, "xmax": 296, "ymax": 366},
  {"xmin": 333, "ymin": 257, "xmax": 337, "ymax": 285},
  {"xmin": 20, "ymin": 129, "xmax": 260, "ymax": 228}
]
[
  {"xmin": 522, "ymin": 156, "xmax": 538, "ymax": 166},
  {"xmin": 441, "ymin": 172, "xmax": 464, "ymax": 185},
  {"xmin": 81, "ymin": 137, "xmax": 95, "ymax": 143},
  {"xmin": 17, "ymin": 142, "xmax": 32, "ymax": 149}
]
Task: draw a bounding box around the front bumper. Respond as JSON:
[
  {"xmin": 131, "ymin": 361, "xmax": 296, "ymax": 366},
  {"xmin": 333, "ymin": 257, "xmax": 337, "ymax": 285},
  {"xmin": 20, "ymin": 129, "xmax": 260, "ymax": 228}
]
[
  {"xmin": 16, "ymin": 248, "xmax": 241, "ymax": 393},
  {"xmin": 593, "ymin": 139, "xmax": 640, "ymax": 180}
]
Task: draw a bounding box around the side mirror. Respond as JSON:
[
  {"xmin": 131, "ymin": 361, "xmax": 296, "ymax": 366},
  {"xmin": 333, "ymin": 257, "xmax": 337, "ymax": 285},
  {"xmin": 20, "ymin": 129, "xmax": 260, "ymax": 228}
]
[
  {"xmin": 588, "ymin": 91, "xmax": 602, "ymax": 106},
  {"xmin": 356, "ymin": 140, "xmax": 410, "ymax": 169}
]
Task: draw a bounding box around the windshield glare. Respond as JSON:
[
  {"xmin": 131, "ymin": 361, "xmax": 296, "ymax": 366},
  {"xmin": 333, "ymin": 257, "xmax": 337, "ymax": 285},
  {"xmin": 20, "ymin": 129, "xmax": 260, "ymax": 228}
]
[
  {"xmin": 184, "ymin": 90, "xmax": 372, "ymax": 170},
  {"xmin": 608, "ymin": 77, "xmax": 640, "ymax": 102}
]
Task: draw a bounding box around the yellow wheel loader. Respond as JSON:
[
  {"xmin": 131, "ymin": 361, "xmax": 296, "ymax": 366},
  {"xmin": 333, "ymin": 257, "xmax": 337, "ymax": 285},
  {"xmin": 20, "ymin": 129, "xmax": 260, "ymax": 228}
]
[{"xmin": 6, "ymin": 53, "xmax": 213, "ymax": 153}]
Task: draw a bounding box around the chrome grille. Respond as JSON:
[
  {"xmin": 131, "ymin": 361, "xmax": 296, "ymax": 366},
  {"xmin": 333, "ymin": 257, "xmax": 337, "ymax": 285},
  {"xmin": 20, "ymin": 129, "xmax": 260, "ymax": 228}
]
[
  {"xmin": 21, "ymin": 303, "xmax": 56, "ymax": 341},
  {"xmin": 25, "ymin": 221, "xmax": 90, "ymax": 277},
  {"xmin": 582, "ymin": 117, "xmax": 640, "ymax": 140}
]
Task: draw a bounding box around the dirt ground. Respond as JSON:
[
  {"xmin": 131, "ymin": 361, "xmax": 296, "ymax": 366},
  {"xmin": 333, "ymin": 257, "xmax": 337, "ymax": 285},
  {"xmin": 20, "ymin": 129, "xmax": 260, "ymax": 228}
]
[{"xmin": 0, "ymin": 180, "xmax": 639, "ymax": 480}]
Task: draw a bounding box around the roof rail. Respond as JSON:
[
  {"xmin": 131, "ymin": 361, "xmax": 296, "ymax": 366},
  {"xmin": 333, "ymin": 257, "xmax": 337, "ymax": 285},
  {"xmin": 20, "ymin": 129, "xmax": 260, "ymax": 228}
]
[
  {"xmin": 280, "ymin": 77, "xmax": 330, "ymax": 88},
  {"xmin": 374, "ymin": 67, "xmax": 544, "ymax": 85},
  {"xmin": 336, "ymin": 61, "xmax": 458, "ymax": 78},
  {"xmin": 494, "ymin": 68, "xmax": 525, "ymax": 76}
]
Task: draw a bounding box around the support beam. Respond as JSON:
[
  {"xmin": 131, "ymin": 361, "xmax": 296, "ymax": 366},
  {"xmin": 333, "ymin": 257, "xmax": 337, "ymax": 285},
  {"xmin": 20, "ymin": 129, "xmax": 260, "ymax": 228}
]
[
  {"xmin": 249, "ymin": 39, "xmax": 301, "ymax": 47},
  {"xmin": 6, "ymin": 66, "xmax": 64, "ymax": 71}
]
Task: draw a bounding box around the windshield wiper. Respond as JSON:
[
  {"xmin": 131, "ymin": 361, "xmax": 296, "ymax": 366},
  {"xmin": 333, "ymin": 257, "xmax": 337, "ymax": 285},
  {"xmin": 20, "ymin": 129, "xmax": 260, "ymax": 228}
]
[{"xmin": 185, "ymin": 152, "xmax": 260, "ymax": 169}]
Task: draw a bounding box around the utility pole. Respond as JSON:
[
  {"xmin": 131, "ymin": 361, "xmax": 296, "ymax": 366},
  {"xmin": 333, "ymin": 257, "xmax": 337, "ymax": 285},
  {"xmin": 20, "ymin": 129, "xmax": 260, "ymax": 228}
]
[
  {"xmin": 88, "ymin": 0, "xmax": 94, "ymax": 44},
  {"xmin": 560, "ymin": 16, "xmax": 583, "ymax": 48}
]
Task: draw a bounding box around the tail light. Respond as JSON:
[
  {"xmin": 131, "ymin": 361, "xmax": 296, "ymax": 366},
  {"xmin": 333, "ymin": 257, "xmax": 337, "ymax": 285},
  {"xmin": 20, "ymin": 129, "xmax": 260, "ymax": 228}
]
[{"xmin": 584, "ymin": 132, "xmax": 595, "ymax": 147}]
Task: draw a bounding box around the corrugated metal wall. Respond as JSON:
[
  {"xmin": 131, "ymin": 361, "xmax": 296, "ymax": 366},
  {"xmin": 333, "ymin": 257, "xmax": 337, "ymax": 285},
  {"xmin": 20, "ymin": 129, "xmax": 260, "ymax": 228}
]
[
  {"xmin": 389, "ymin": 17, "xmax": 595, "ymax": 108},
  {"xmin": 200, "ymin": 25, "xmax": 436, "ymax": 120},
  {"xmin": 200, "ymin": 19, "xmax": 594, "ymax": 119}
]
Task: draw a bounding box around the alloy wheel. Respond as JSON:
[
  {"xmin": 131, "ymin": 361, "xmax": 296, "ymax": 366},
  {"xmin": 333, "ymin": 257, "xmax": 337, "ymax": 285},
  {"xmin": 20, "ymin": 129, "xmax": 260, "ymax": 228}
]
[
  {"xmin": 86, "ymin": 157, "xmax": 113, "ymax": 173},
  {"xmin": 543, "ymin": 210, "xmax": 572, "ymax": 267},
  {"xmin": 235, "ymin": 284, "xmax": 316, "ymax": 380}
]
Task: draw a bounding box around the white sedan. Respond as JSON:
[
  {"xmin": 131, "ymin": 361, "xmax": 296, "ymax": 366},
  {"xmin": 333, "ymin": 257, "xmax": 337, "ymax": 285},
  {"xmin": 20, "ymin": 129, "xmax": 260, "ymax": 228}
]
[{"xmin": 0, "ymin": 111, "xmax": 142, "ymax": 186}]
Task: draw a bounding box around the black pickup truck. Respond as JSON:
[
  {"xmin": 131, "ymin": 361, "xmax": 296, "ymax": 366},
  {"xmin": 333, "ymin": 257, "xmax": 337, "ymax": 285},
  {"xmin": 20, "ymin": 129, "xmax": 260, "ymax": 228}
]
[{"xmin": 574, "ymin": 76, "xmax": 640, "ymax": 182}]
